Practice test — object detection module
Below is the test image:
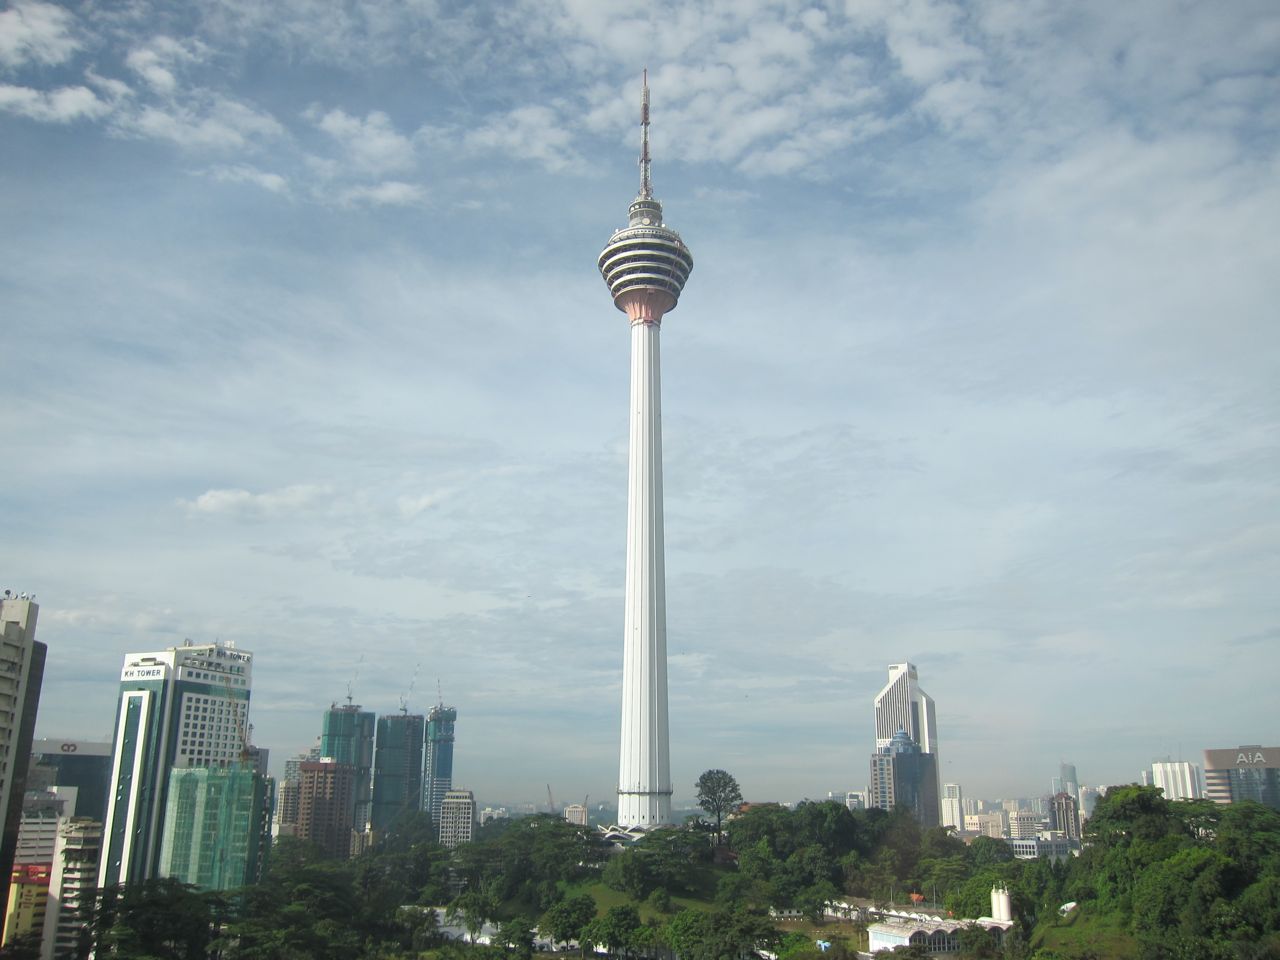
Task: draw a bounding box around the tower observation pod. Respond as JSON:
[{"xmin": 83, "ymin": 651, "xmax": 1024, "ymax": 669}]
[{"xmin": 598, "ymin": 70, "xmax": 692, "ymax": 831}]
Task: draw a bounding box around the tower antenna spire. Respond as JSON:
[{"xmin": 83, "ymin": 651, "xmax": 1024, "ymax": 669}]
[{"xmin": 639, "ymin": 68, "xmax": 652, "ymax": 199}]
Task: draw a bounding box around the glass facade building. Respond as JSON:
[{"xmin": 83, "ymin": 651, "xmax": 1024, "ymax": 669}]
[
  {"xmin": 319, "ymin": 705, "xmax": 375, "ymax": 832},
  {"xmin": 424, "ymin": 704, "xmax": 457, "ymax": 827},
  {"xmin": 371, "ymin": 713, "xmax": 425, "ymax": 835},
  {"xmin": 158, "ymin": 765, "xmax": 271, "ymax": 891}
]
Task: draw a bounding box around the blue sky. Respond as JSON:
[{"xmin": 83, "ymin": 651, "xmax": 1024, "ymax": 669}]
[{"xmin": 3, "ymin": 0, "xmax": 1278, "ymax": 808}]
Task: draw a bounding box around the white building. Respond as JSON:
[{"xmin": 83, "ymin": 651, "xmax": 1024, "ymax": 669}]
[
  {"xmin": 563, "ymin": 804, "xmax": 588, "ymax": 827},
  {"xmin": 868, "ymin": 885, "xmax": 1014, "ymax": 955},
  {"xmin": 41, "ymin": 819, "xmax": 101, "ymax": 960},
  {"xmin": 0, "ymin": 595, "xmax": 47, "ymax": 915},
  {"xmin": 941, "ymin": 784, "xmax": 964, "ymax": 830},
  {"xmin": 874, "ymin": 663, "xmax": 938, "ymax": 753},
  {"xmin": 100, "ymin": 640, "xmax": 253, "ymax": 886},
  {"xmin": 1151, "ymin": 761, "xmax": 1204, "ymax": 800},
  {"xmin": 438, "ymin": 790, "xmax": 476, "ymax": 849},
  {"xmin": 1008, "ymin": 811, "xmax": 1041, "ymax": 840}
]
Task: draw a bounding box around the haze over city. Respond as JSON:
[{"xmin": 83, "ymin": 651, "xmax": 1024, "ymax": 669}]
[{"xmin": 3, "ymin": 0, "xmax": 1277, "ymax": 807}]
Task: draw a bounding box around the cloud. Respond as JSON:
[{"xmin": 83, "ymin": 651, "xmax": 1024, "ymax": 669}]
[
  {"xmin": 181, "ymin": 484, "xmax": 331, "ymax": 517},
  {"xmin": 125, "ymin": 36, "xmax": 205, "ymax": 95},
  {"xmin": 207, "ymin": 163, "xmax": 289, "ymax": 193},
  {"xmin": 425, "ymin": 104, "xmax": 582, "ymax": 174},
  {"xmin": 0, "ymin": 83, "xmax": 109, "ymax": 122},
  {"xmin": 333, "ymin": 180, "xmax": 425, "ymax": 207},
  {"xmin": 113, "ymin": 93, "xmax": 283, "ymax": 149},
  {"xmin": 0, "ymin": 1, "xmax": 79, "ymax": 68},
  {"xmin": 310, "ymin": 107, "xmax": 415, "ymax": 174},
  {"xmin": 397, "ymin": 490, "xmax": 450, "ymax": 519}
]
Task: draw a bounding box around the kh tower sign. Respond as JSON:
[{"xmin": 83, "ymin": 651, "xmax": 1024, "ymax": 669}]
[{"xmin": 598, "ymin": 72, "xmax": 693, "ymax": 829}]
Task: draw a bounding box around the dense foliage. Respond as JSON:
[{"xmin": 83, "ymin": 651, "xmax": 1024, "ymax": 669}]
[{"xmin": 77, "ymin": 788, "xmax": 1280, "ymax": 960}]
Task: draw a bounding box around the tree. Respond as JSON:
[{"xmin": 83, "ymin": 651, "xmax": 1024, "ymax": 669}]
[
  {"xmin": 498, "ymin": 916, "xmax": 536, "ymax": 959},
  {"xmin": 540, "ymin": 894, "xmax": 596, "ymax": 954},
  {"xmin": 696, "ymin": 769, "xmax": 743, "ymax": 845}
]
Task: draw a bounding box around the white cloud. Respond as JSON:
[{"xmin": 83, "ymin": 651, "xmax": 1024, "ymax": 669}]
[
  {"xmin": 311, "ymin": 107, "xmax": 415, "ymax": 174},
  {"xmin": 440, "ymin": 104, "xmax": 581, "ymax": 173},
  {"xmin": 125, "ymin": 36, "xmax": 205, "ymax": 95},
  {"xmin": 113, "ymin": 93, "xmax": 283, "ymax": 149},
  {"xmin": 0, "ymin": 1, "xmax": 79, "ymax": 68},
  {"xmin": 208, "ymin": 163, "xmax": 289, "ymax": 193},
  {"xmin": 182, "ymin": 484, "xmax": 331, "ymax": 517},
  {"xmin": 0, "ymin": 83, "xmax": 108, "ymax": 122},
  {"xmin": 333, "ymin": 179, "xmax": 425, "ymax": 207},
  {"xmin": 398, "ymin": 490, "xmax": 450, "ymax": 519}
]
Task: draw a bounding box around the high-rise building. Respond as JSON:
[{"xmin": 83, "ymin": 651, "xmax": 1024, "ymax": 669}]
[
  {"xmin": 1204, "ymin": 746, "xmax": 1280, "ymax": 810},
  {"xmin": 0, "ymin": 595, "xmax": 47, "ymax": 916},
  {"xmin": 157, "ymin": 766, "xmax": 271, "ymax": 890},
  {"xmin": 941, "ymin": 783, "xmax": 964, "ymax": 830},
  {"xmin": 869, "ymin": 730, "xmax": 939, "ymax": 827},
  {"xmin": 423, "ymin": 703, "xmax": 457, "ymax": 827},
  {"xmin": 99, "ymin": 640, "xmax": 253, "ymax": 887},
  {"xmin": 297, "ymin": 759, "xmax": 355, "ymax": 860},
  {"xmin": 371, "ymin": 712, "xmax": 425, "ymax": 835},
  {"xmin": 29, "ymin": 741, "xmax": 112, "ymax": 822},
  {"xmin": 1151, "ymin": 760, "xmax": 1205, "ymax": 801},
  {"xmin": 845, "ymin": 791, "xmax": 867, "ymax": 812},
  {"xmin": 41, "ymin": 818, "xmax": 101, "ymax": 960},
  {"xmin": 319, "ymin": 704, "xmax": 375, "ymax": 833},
  {"xmin": 1052, "ymin": 762, "xmax": 1079, "ymax": 799},
  {"xmin": 1051, "ymin": 792, "xmax": 1081, "ymax": 841},
  {"xmin": 873, "ymin": 663, "xmax": 937, "ymax": 752},
  {"xmin": 1007, "ymin": 810, "xmax": 1041, "ymax": 840},
  {"xmin": 438, "ymin": 789, "xmax": 475, "ymax": 849},
  {"xmin": 599, "ymin": 72, "xmax": 693, "ymax": 832}
]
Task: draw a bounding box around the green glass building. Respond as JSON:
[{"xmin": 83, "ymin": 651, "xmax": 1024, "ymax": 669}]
[
  {"xmin": 320, "ymin": 705, "xmax": 375, "ymax": 832},
  {"xmin": 158, "ymin": 765, "xmax": 271, "ymax": 890},
  {"xmin": 371, "ymin": 713, "xmax": 425, "ymax": 835}
]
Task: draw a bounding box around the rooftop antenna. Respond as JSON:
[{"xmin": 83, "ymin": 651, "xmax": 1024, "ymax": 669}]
[
  {"xmin": 639, "ymin": 68, "xmax": 652, "ymax": 200},
  {"xmin": 437, "ymin": 677, "xmax": 444, "ymax": 707}
]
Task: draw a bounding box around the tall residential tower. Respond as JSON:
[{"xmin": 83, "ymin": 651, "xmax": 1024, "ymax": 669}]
[{"xmin": 598, "ymin": 71, "xmax": 693, "ymax": 831}]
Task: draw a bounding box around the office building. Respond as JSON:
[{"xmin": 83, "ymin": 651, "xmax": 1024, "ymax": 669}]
[
  {"xmin": 1008, "ymin": 811, "xmax": 1041, "ymax": 840},
  {"xmin": 157, "ymin": 765, "xmax": 270, "ymax": 891},
  {"xmin": 1204, "ymin": 745, "xmax": 1280, "ymax": 810},
  {"xmin": 371, "ymin": 712, "xmax": 425, "ymax": 835},
  {"xmin": 941, "ymin": 783, "xmax": 964, "ymax": 830},
  {"xmin": 29, "ymin": 741, "xmax": 112, "ymax": 822},
  {"xmin": 1006, "ymin": 836, "xmax": 1076, "ymax": 862},
  {"xmin": 599, "ymin": 73, "xmax": 694, "ymax": 831},
  {"xmin": 563, "ymin": 804, "xmax": 588, "ymax": 827},
  {"xmin": 438, "ymin": 789, "xmax": 475, "ymax": 849},
  {"xmin": 41, "ymin": 818, "xmax": 101, "ymax": 960},
  {"xmin": 424, "ymin": 703, "xmax": 457, "ymax": 826},
  {"xmin": 873, "ymin": 663, "xmax": 937, "ymax": 753},
  {"xmin": 1051, "ymin": 762, "xmax": 1078, "ymax": 799},
  {"xmin": 1051, "ymin": 792, "xmax": 1081, "ymax": 841},
  {"xmin": 99, "ymin": 640, "xmax": 253, "ymax": 887},
  {"xmin": 297, "ymin": 759, "xmax": 356, "ymax": 860},
  {"xmin": 845, "ymin": 791, "xmax": 867, "ymax": 812},
  {"xmin": 320, "ymin": 704, "xmax": 375, "ymax": 833},
  {"xmin": 1151, "ymin": 760, "xmax": 1204, "ymax": 801},
  {"xmin": 0, "ymin": 595, "xmax": 47, "ymax": 915},
  {"xmin": 964, "ymin": 813, "xmax": 1005, "ymax": 838},
  {"xmin": 870, "ymin": 730, "xmax": 939, "ymax": 828}
]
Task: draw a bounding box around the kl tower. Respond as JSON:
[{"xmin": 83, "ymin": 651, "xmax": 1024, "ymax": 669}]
[{"xmin": 598, "ymin": 71, "xmax": 693, "ymax": 830}]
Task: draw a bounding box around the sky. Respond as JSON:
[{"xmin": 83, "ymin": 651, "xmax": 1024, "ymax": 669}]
[{"xmin": 2, "ymin": 0, "xmax": 1278, "ymax": 809}]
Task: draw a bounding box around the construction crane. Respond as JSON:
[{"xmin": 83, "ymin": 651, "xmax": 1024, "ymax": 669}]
[
  {"xmin": 546, "ymin": 784, "xmax": 555, "ymax": 815},
  {"xmin": 400, "ymin": 662, "xmax": 421, "ymax": 715},
  {"xmin": 346, "ymin": 654, "xmax": 365, "ymax": 706}
]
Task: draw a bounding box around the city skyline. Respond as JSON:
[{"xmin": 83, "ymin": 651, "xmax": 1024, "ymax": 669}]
[{"xmin": 4, "ymin": 1, "xmax": 1278, "ymax": 804}]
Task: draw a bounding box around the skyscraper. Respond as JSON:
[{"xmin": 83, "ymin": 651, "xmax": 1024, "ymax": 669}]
[
  {"xmin": 869, "ymin": 729, "xmax": 939, "ymax": 828},
  {"xmin": 28, "ymin": 741, "xmax": 112, "ymax": 822},
  {"xmin": 423, "ymin": 703, "xmax": 457, "ymax": 827},
  {"xmin": 1151, "ymin": 760, "xmax": 1204, "ymax": 801},
  {"xmin": 320, "ymin": 704, "xmax": 375, "ymax": 833},
  {"xmin": 1204, "ymin": 745, "xmax": 1280, "ymax": 810},
  {"xmin": 437, "ymin": 790, "xmax": 475, "ymax": 850},
  {"xmin": 1051, "ymin": 792, "xmax": 1081, "ymax": 841},
  {"xmin": 157, "ymin": 766, "xmax": 270, "ymax": 890},
  {"xmin": 41, "ymin": 818, "xmax": 101, "ymax": 960},
  {"xmin": 873, "ymin": 663, "xmax": 937, "ymax": 752},
  {"xmin": 297, "ymin": 759, "xmax": 356, "ymax": 860},
  {"xmin": 371, "ymin": 712, "xmax": 425, "ymax": 835},
  {"xmin": 99, "ymin": 640, "xmax": 252, "ymax": 887},
  {"xmin": 0, "ymin": 595, "xmax": 47, "ymax": 915},
  {"xmin": 598, "ymin": 71, "xmax": 693, "ymax": 831},
  {"xmin": 941, "ymin": 783, "xmax": 964, "ymax": 830}
]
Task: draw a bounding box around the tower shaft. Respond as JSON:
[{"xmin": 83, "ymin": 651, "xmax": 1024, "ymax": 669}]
[{"xmin": 617, "ymin": 312, "xmax": 671, "ymax": 827}]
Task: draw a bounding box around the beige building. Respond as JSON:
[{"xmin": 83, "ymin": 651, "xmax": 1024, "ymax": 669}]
[{"xmin": 438, "ymin": 790, "xmax": 475, "ymax": 849}]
